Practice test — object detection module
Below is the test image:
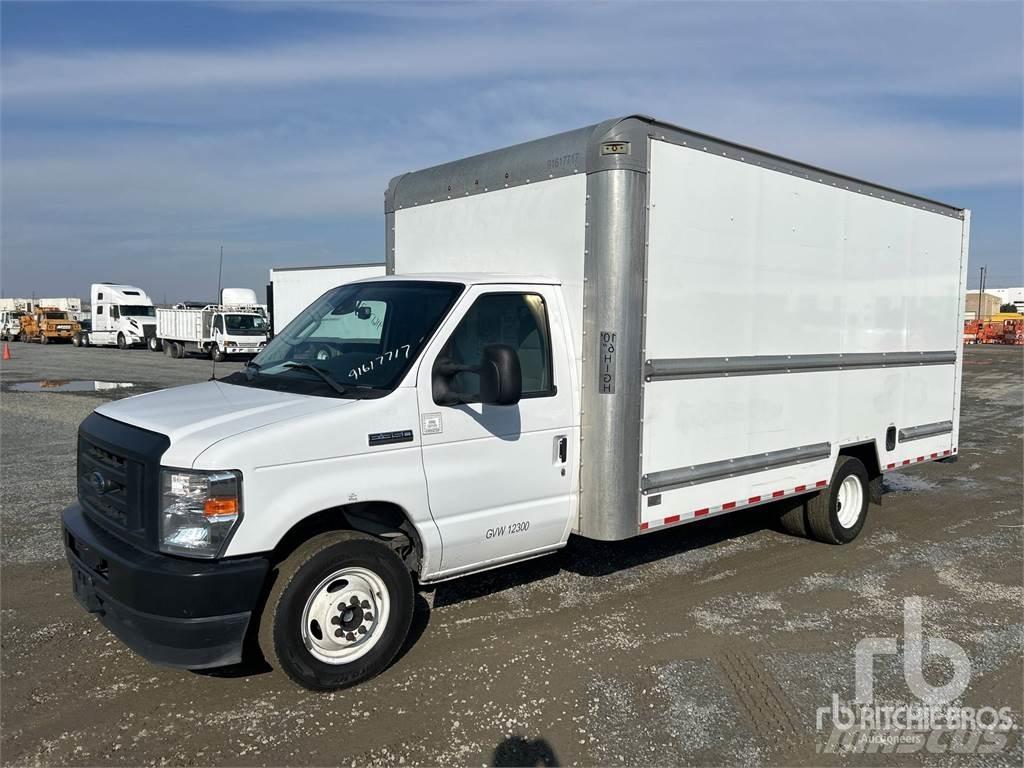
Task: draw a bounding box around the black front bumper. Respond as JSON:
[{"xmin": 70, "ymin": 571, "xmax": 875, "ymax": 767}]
[{"xmin": 62, "ymin": 502, "xmax": 269, "ymax": 669}]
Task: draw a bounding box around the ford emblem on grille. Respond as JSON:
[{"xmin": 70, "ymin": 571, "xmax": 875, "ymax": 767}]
[{"xmin": 90, "ymin": 470, "xmax": 112, "ymax": 495}]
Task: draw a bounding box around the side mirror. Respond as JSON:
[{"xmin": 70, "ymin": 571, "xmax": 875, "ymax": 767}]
[
  {"xmin": 431, "ymin": 344, "xmax": 522, "ymax": 406},
  {"xmin": 478, "ymin": 344, "xmax": 522, "ymax": 405}
]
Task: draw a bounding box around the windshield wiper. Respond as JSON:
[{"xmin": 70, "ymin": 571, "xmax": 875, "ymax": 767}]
[{"xmin": 282, "ymin": 362, "xmax": 349, "ymax": 396}]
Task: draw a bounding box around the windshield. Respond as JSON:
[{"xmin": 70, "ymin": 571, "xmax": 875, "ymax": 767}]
[
  {"xmin": 224, "ymin": 313, "xmax": 268, "ymax": 332},
  {"xmin": 122, "ymin": 305, "xmax": 155, "ymax": 317},
  {"xmin": 44, "ymin": 312, "xmax": 69, "ymax": 320},
  {"xmin": 223, "ymin": 280, "xmax": 463, "ymax": 397}
]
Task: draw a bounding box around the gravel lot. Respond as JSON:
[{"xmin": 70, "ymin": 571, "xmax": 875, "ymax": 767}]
[{"xmin": 1, "ymin": 341, "xmax": 1021, "ymax": 767}]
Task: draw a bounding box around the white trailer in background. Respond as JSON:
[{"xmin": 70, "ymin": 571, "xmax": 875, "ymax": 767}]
[
  {"xmin": 156, "ymin": 288, "xmax": 269, "ymax": 361},
  {"xmin": 76, "ymin": 284, "xmax": 157, "ymax": 349},
  {"xmin": 62, "ymin": 116, "xmax": 969, "ymax": 691},
  {"xmin": 37, "ymin": 297, "xmax": 84, "ymax": 320},
  {"xmin": 268, "ymin": 263, "xmax": 384, "ymax": 334}
]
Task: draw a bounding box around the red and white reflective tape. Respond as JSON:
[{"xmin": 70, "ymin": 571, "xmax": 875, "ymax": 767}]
[
  {"xmin": 640, "ymin": 479, "xmax": 828, "ymax": 532},
  {"xmin": 884, "ymin": 448, "xmax": 955, "ymax": 471}
]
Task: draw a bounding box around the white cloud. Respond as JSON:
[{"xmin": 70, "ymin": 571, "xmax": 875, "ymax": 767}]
[{"xmin": 1, "ymin": 1, "xmax": 1020, "ymax": 298}]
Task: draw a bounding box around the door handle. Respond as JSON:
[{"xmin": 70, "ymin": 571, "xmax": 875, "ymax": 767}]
[{"xmin": 556, "ymin": 436, "xmax": 567, "ymax": 464}]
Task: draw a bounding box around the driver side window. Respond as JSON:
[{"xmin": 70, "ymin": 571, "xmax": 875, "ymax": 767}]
[{"xmin": 438, "ymin": 292, "xmax": 554, "ymax": 401}]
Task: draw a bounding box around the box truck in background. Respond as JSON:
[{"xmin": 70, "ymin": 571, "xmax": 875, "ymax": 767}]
[
  {"xmin": 268, "ymin": 263, "xmax": 385, "ymax": 334},
  {"xmin": 75, "ymin": 284, "xmax": 157, "ymax": 349},
  {"xmin": 155, "ymin": 288, "xmax": 269, "ymax": 361},
  {"xmin": 62, "ymin": 116, "xmax": 968, "ymax": 691}
]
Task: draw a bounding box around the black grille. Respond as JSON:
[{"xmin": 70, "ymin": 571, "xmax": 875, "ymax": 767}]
[
  {"xmin": 76, "ymin": 413, "xmax": 170, "ymax": 551},
  {"xmin": 78, "ymin": 438, "xmax": 138, "ymax": 529}
]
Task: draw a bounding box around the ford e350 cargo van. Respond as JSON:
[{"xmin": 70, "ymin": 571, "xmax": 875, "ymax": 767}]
[{"xmin": 63, "ymin": 116, "xmax": 969, "ymax": 690}]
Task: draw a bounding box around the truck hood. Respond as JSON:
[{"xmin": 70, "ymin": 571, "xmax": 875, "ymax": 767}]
[{"xmin": 95, "ymin": 381, "xmax": 352, "ymax": 467}]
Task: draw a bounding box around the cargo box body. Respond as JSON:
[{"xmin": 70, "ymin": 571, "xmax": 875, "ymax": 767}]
[{"xmin": 387, "ymin": 115, "xmax": 969, "ymax": 541}]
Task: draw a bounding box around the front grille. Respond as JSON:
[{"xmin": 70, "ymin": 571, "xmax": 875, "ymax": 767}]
[
  {"xmin": 78, "ymin": 437, "xmax": 141, "ymax": 530},
  {"xmin": 76, "ymin": 413, "xmax": 170, "ymax": 551}
]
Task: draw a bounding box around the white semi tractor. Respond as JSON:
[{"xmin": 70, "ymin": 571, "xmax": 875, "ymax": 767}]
[
  {"xmin": 268, "ymin": 263, "xmax": 385, "ymax": 335},
  {"xmin": 75, "ymin": 284, "xmax": 157, "ymax": 349},
  {"xmin": 62, "ymin": 116, "xmax": 968, "ymax": 691},
  {"xmin": 155, "ymin": 288, "xmax": 269, "ymax": 361}
]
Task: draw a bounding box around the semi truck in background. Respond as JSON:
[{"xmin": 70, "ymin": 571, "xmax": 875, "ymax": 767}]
[
  {"xmin": 155, "ymin": 288, "xmax": 270, "ymax": 361},
  {"xmin": 268, "ymin": 263, "xmax": 385, "ymax": 334},
  {"xmin": 75, "ymin": 284, "xmax": 157, "ymax": 349},
  {"xmin": 18, "ymin": 306, "xmax": 80, "ymax": 343},
  {"xmin": 62, "ymin": 116, "xmax": 969, "ymax": 692}
]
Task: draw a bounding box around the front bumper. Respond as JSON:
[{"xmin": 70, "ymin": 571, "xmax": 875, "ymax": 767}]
[{"xmin": 62, "ymin": 502, "xmax": 269, "ymax": 669}]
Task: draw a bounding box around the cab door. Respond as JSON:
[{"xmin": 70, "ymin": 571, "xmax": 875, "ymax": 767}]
[{"xmin": 416, "ymin": 284, "xmax": 576, "ymax": 574}]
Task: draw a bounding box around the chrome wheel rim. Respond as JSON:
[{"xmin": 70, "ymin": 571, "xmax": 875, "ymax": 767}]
[
  {"xmin": 300, "ymin": 567, "xmax": 390, "ymax": 665},
  {"xmin": 836, "ymin": 475, "xmax": 863, "ymax": 528}
]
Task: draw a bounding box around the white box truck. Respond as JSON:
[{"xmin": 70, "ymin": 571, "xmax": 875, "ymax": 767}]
[
  {"xmin": 61, "ymin": 116, "xmax": 968, "ymax": 691},
  {"xmin": 76, "ymin": 284, "xmax": 157, "ymax": 349},
  {"xmin": 268, "ymin": 263, "xmax": 385, "ymax": 334},
  {"xmin": 155, "ymin": 288, "xmax": 269, "ymax": 360}
]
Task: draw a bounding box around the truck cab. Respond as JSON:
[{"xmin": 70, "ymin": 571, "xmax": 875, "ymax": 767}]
[
  {"xmin": 1, "ymin": 310, "xmax": 27, "ymax": 341},
  {"xmin": 82, "ymin": 283, "xmax": 157, "ymax": 349},
  {"xmin": 207, "ymin": 309, "xmax": 269, "ymax": 359}
]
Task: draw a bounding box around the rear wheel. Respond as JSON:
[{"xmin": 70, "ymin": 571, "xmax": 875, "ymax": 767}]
[
  {"xmin": 258, "ymin": 531, "xmax": 414, "ymax": 691},
  {"xmin": 171, "ymin": 341, "xmax": 185, "ymax": 359},
  {"xmin": 72, "ymin": 333, "xmax": 81, "ymax": 347},
  {"xmin": 780, "ymin": 456, "xmax": 869, "ymax": 544},
  {"xmin": 148, "ymin": 336, "xmax": 162, "ymax": 352}
]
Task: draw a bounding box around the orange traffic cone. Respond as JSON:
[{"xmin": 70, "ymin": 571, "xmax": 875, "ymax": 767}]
[{"xmin": 2, "ymin": 343, "xmax": 10, "ymax": 361}]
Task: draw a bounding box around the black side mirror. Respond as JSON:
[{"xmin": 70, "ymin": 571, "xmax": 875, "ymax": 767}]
[
  {"xmin": 432, "ymin": 344, "xmax": 522, "ymax": 406},
  {"xmin": 479, "ymin": 344, "xmax": 521, "ymax": 405}
]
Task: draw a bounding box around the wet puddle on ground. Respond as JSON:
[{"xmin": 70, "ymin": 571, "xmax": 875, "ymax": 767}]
[{"xmin": 7, "ymin": 380, "xmax": 135, "ymax": 393}]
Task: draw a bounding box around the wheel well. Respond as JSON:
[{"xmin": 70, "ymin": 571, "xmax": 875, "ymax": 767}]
[
  {"xmin": 270, "ymin": 501, "xmax": 423, "ymax": 575},
  {"xmin": 838, "ymin": 441, "xmax": 883, "ymax": 504}
]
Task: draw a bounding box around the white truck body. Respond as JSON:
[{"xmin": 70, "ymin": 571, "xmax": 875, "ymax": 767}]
[
  {"xmin": 156, "ymin": 291, "xmax": 269, "ymax": 359},
  {"xmin": 37, "ymin": 297, "xmax": 83, "ymax": 318},
  {"xmin": 62, "ymin": 116, "xmax": 968, "ymax": 686},
  {"xmin": 0, "ymin": 298, "xmax": 34, "ymax": 312},
  {"xmin": 268, "ymin": 263, "xmax": 385, "ymax": 334},
  {"xmin": 0, "ymin": 310, "xmax": 28, "ymax": 340},
  {"xmin": 79, "ymin": 283, "xmax": 157, "ymax": 349}
]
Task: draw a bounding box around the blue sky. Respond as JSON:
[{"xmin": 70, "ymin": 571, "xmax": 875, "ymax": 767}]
[{"xmin": 2, "ymin": 1, "xmax": 1021, "ymax": 302}]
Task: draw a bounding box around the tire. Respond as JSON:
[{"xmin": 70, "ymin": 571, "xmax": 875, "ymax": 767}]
[
  {"xmin": 148, "ymin": 336, "xmax": 162, "ymax": 352},
  {"xmin": 795, "ymin": 456, "xmax": 870, "ymax": 544},
  {"xmin": 163, "ymin": 340, "xmax": 174, "ymax": 357},
  {"xmin": 170, "ymin": 341, "xmax": 184, "ymax": 359},
  {"xmin": 72, "ymin": 333, "xmax": 81, "ymax": 347},
  {"xmin": 117, "ymin": 333, "xmax": 128, "ymax": 350},
  {"xmin": 40, "ymin": 333, "xmax": 49, "ymax": 345},
  {"xmin": 211, "ymin": 345, "xmax": 226, "ymax": 363},
  {"xmin": 258, "ymin": 530, "xmax": 414, "ymax": 692}
]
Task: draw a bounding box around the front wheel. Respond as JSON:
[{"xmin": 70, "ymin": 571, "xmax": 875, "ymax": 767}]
[
  {"xmin": 258, "ymin": 531, "xmax": 414, "ymax": 691},
  {"xmin": 211, "ymin": 344, "xmax": 226, "ymax": 363},
  {"xmin": 116, "ymin": 333, "xmax": 128, "ymax": 350},
  {"xmin": 40, "ymin": 333, "xmax": 49, "ymax": 345}
]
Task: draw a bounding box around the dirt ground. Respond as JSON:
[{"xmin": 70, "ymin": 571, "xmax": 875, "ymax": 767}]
[{"xmin": 1, "ymin": 342, "xmax": 1021, "ymax": 767}]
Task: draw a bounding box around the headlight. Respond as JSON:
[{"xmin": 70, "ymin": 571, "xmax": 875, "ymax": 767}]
[{"xmin": 159, "ymin": 469, "xmax": 242, "ymax": 558}]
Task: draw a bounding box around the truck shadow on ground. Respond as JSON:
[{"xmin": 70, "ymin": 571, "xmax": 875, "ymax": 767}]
[{"xmin": 429, "ymin": 501, "xmax": 793, "ymax": 611}]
